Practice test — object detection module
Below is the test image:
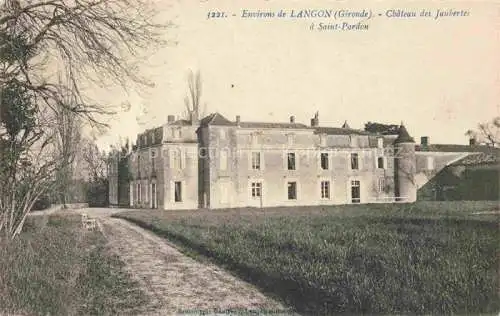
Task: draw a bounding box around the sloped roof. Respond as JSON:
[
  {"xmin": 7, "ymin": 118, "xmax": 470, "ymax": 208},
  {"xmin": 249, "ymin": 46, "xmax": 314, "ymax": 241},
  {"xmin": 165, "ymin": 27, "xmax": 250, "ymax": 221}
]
[
  {"xmin": 199, "ymin": 113, "xmax": 234, "ymax": 127},
  {"xmin": 197, "ymin": 113, "xmax": 416, "ymax": 141},
  {"xmin": 417, "ymin": 144, "xmax": 500, "ymax": 155},
  {"xmin": 394, "ymin": 124, "xmax": 415, "ymax": 143},
  {"xmin": 239, "ymin": 122, "xmax": 310, "ymax": 129},
  {"xmin": 136, "ymin": 126, "xmax": 163, "ymax": 148},
  {"xmin": 314, "ymin": 127, "xmax": 372, "ymax": 136},
  {"xmin": 450, "ymin": 152, "xmax": 499, "ymax": 166},
  {"xmin": 200, "ymin": 113, "xmax": 311, "ymax": 129}
]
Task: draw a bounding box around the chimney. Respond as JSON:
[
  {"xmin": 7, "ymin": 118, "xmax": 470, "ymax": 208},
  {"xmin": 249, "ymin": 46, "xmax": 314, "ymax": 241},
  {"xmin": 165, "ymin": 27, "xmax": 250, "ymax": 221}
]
[
  {"xmin": 469, "ymin": 137, "xmax": 476, "ymax": 146},
  {"xmin": 310, "ymin": 111, "xmax": 319, "ymax": 127},
  {"xmin": 167, "ymin": 115, "xmax": 175, "ymax": 123},
  {"xmin": 235, "ymin": 115, "xmax": 241, "ymax": 125},
  {"xmin": 421, "ymin": 136, "xmax": 429, "ymax": 147},
  {"xmin": 290, "ymin": 115, "xmax": 295, "ymax": 123}
]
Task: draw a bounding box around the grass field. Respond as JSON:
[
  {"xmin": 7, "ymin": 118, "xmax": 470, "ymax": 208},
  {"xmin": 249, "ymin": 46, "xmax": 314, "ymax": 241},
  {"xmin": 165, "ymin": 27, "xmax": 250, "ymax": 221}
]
[
  {"xmin": 116, "ymin": 201, "xmax": 500, "ymax": 315},
  {"xmin": 0, "ymin": 215, "xmax": 147, "ymax": 316}
]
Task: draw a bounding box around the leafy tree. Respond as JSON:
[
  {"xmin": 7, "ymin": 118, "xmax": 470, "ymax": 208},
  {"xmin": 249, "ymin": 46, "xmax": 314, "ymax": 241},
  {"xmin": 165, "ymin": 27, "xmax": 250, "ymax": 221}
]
[
  {"xmin": 0, "ymin": 0, "xmax": 166, "ymax": 240},
  {"xmin": 0, "ymin": 80, "xmax": 54, "ymax": 237},
  {"xmin": 364, "ymin": 122, "xmax": 399, "ymax": 135}
]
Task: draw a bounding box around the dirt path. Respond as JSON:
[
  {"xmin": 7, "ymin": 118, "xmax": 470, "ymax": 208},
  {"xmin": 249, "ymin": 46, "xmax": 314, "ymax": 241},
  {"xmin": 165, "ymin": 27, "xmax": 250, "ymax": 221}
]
[{"xmin": 100, "ymin": 217, "xmax": 288, "ymax": 315}]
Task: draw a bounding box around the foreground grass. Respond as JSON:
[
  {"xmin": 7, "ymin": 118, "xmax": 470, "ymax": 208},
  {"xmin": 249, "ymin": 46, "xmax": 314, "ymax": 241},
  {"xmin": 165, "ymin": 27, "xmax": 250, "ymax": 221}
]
[
  {"xmin": 116, "ymin": 201, "xmax": 500, "ymax": 315},
  {"xmin": 0, "ymin": 215, "xmax": 148, "ymax": 316}
]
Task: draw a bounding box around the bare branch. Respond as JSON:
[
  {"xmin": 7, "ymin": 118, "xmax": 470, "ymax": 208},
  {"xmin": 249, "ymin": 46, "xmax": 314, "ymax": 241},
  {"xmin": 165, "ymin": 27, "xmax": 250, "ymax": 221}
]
[{"xmin": 0, "ymin": 0, "xmax": 168, "ymax": 239}]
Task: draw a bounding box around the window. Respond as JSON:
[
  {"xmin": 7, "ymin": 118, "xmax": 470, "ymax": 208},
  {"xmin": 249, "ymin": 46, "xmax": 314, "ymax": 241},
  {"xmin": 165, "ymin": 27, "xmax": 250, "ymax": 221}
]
[
  {"xmin": 171, "ymin": 150, "xmax": 178, "ymax": 169},
  {"xmin": 350, "ymin": 136, "xmax": 358, "ymax": 147},
  {"xmin": 378, "ymin": 178, "xmax": 386, "ymax": 193},
  {"xmin": 287, "ymin": 182, "xmax": 297, "ymax": 200},
  {"xmin": 350, "ymin": 153, "xmax": 359, "ymax": 170},
  {"xmin": 137, "ymin": 155, "xmax": 141, "ymax": 177},
  {"xmin": 129, "ymin": 183, "xmax": 134, "ymax": 206},
  {"xmin": 251, "ymin": 152, "xmax": 261, "ymax": 170},
  {"xmin": 426, "ymin": 157, "xmax": 434, "ymax": 170},
  {"xmin": 171, "ymin": 149, "xmax": 183, "ymax": 169},
  {"xmin": 251, "ymin": 133, "xmax": 259, "ymax": 146},
  {"xmin": 377, "ymin": 157, "xmax": 384, "ymax": 169},
  {"xmin": 377, "ymin": 138, "xmax": 384, "ymax": 149},
  {"xmin": 321, "ymin": 153, "xmax": 329, "ymax": 170},
  {"xmin": 351, "ymin": 180, "xmax": 360, "ymax": 203},
  {"xmin": 151, "ymin": 150, "xmax": 156, "ymax": 172},
  {"xmin": 170, "ymin": 128, "xmax": 175, "ymax": 138},
  {"xmin": 287, "ymin": 134, "xmax": 294, "ymax": 146},
  {"xmin": 220, "ymin": 150, "xmax": 228, "ymax": 170},
  {"xmin": 220, "ymin": 129, "xmax": 226, "ymax": 140},
  {"xmin": 220, "ymin": 181, "xmax": 229, "ymax": 204},
  {"xmin": 251, "ymin": 182, "xmax": 262, "ymax": 198},
  {"xmin": 321, "ymin": 181, "xmax": 330, "ymax": 199},
  {"xmin": 177, "ymin": 129, "xmax": 182, "ymax": 138},
  {"xmin": 137, "ymin": 183, "xmax": 141, "ymax": 203},
  {"xmin": 287, "ymin": 153, "xmax": 296, "ymax": 170},
  {"xmin": 174, "ymin": 181, "xmax": 182, "ymax": 202}
]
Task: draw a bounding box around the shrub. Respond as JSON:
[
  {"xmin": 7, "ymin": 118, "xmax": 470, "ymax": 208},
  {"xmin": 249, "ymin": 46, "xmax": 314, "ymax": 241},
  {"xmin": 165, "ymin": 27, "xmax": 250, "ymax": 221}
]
[{"xmin": 31, "ymin": 195, "xmax": 51, "ymax": 211}]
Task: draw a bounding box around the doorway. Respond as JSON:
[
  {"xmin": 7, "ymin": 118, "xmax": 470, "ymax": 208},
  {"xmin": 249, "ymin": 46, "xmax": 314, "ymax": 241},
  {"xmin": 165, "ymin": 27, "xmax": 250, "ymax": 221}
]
[
  {"xmin": 151, "ymin": 182, "xmax": 157, "ymax": 209},
  {"xmin": 219, "ymin": 180, "xmax": 230, "ymax": 205}
]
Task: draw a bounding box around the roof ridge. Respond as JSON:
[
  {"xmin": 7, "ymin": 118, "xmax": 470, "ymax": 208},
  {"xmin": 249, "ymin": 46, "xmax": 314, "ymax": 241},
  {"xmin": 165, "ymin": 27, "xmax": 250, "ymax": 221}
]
[{"xmin": 208, "ymin": 112, "xmax": 217, "ymax": 125}]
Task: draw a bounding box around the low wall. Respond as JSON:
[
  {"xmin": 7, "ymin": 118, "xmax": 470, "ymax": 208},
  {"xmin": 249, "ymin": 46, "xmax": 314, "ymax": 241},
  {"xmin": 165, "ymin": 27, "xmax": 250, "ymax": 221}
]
[{"xmin": 63, "ymin": 203, "xmax": 89, "ymax": 210}]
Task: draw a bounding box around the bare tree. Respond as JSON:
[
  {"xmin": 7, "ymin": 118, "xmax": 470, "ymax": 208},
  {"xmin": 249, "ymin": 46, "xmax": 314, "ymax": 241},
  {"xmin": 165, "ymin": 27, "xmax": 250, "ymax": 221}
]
[
  {"xmin": 184, "ymin": 69, "xmax": 207, "ymax": 122},
  {"xmin": 0, "ymin": 80, "xmax": 59, "ymax": 238},
  {"xmin": 81, "ymin": 138, "xmax": 107, "ymax": 182},
  {"xmin": 81, "ymin": 137, "xmax": 109, "ymax": 206},
  {"xmin": 466, "ymin": 117, "xmax": 500, "ymax": 147},
  {"xmin": 0, "ymin": 0, "xmax": 167, "ymax": 240},
  {"xmin": 53, "ymin": 82, "xmax": 83, "ymax": 205}
]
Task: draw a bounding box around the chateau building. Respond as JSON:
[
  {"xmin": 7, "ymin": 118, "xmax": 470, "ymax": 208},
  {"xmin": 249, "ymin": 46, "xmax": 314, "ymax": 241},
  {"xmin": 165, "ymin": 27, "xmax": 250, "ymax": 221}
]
[{"xmin": 108, "ymin": 112, "xmax": 473, "ymax": 209}]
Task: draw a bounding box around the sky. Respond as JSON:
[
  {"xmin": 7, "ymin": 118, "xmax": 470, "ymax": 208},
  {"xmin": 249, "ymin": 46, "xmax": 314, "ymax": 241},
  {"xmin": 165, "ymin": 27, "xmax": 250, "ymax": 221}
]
[{"xmin": 94, "ymin": 0, "xmax": 500, "ymax": 150}]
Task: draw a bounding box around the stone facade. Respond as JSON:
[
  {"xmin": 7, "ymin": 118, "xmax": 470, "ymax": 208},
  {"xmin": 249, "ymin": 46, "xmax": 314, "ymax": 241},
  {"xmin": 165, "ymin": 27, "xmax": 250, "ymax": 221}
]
[
  {"xmin": 108, "ymin": 112, "xmax": 474, "ymax": 210},
  {"xmin": 123, "ymin": 117, "xmax": 199, "ymax": 210}
]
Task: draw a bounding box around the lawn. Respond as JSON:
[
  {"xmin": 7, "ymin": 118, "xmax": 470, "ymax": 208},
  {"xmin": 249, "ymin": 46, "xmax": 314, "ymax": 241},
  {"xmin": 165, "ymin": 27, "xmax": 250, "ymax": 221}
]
[
  {"xmin": 115, "ymin": 201, "xmax": 500, "ymax": 315},
  {"xmin": 0, "ymin": 214, "xmax": 148, "ymax": 316}
]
